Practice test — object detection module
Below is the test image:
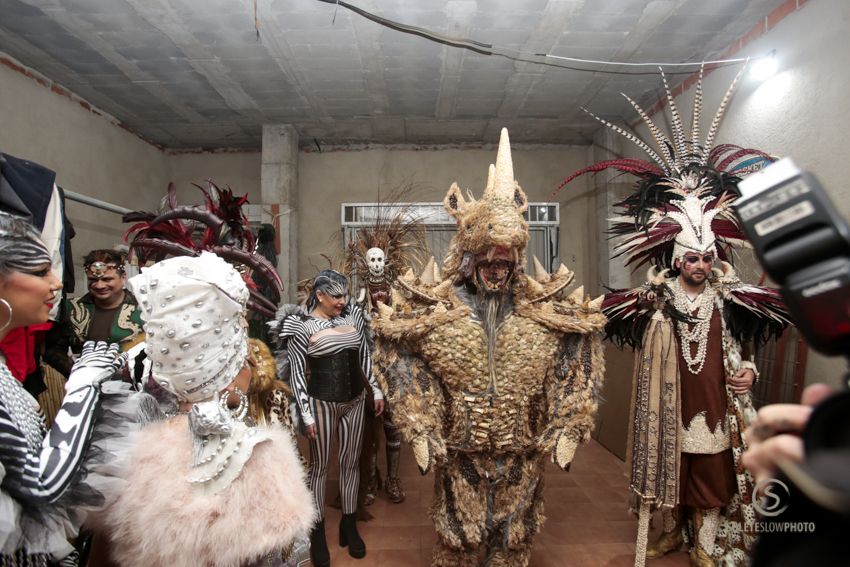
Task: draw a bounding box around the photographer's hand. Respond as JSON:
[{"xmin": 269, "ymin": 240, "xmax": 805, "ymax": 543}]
[{"xmin": 742, "ymin": 383, "xmax": 833, "ymax": 482}]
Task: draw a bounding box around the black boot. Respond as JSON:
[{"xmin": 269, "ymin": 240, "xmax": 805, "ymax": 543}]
[
  {"xmin": 339, "ymin": 513, "xmax": 366, "ymax": 558},
  {"xmin": 310, "ymin": 520, "xmax": 330, "ymax": 567}
]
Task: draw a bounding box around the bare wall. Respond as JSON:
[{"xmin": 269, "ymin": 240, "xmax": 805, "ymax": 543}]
[
  {"xmin": 166, "ymin": 152, "xmax": 262, "ymax": 203},
  {"xmin": 0, "ymin": 54, "xmax": 165, "ymax": 291}
]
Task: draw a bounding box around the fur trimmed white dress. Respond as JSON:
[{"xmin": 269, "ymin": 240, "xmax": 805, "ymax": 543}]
[{"xmin": 102, "ymin": 417, "xmax": 315, "ymax": 567}]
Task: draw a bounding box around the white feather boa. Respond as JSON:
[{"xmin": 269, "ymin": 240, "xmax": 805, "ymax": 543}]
[{"xmin": 102, "ymin": 419, "xmax": 315, "ymax": 567}]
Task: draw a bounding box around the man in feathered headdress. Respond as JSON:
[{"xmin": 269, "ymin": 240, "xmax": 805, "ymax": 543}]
[
  {"xmin": 372, "ymin": 128, "xmax": 606, "ymax": 566},
  {"xmin": 560, "ymin": 69, "xmax": 791, "ymax": 567},
  {"xmin": 345, "ymin": 192, "xmax": 427, "ymax": 506}
]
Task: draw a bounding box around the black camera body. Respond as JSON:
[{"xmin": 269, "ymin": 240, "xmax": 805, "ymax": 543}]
[{"xmin": 736, "ymin": 158, "xmax": 850, "ymax": 357}]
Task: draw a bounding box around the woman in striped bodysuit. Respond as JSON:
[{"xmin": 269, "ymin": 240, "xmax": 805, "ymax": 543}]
[{"xmin": 279, "ymin": 270, "xmax": 384, "ymax": 567}]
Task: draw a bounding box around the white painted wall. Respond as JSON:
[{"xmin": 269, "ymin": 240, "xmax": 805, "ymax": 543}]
[
  {"xmin": 0, "ymin": 57, "xmax": 165, "ymax": 291},
  {"xmin": 627, "ymin": 0, "xmax": 850, "ymax": 388}
]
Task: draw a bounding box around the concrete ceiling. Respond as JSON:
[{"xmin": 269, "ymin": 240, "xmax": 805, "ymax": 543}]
[{"xmin": 0, "ymin": 0, "xmax": 786, "ymax": 150}]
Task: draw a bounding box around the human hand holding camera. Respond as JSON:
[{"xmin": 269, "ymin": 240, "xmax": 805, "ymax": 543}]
[{"xmin": 742, "ymin": 383, "xmax": 834, "ymax": 483}]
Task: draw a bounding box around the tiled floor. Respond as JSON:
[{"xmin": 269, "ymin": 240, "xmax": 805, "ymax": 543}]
[{"xmin": 311, "ymin": 439, "xmax": 690, "ymax": 567}]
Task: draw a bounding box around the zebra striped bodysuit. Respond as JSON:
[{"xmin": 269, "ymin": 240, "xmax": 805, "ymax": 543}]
[{"xmin": 280, "ymin": 304, "xmax": 382, "ymax": 516}]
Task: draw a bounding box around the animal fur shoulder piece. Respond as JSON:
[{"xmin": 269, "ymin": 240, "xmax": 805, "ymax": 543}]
[
  {"xmin": 373, "ymin": 279, "xmax": 606, "ymax": 342},
  {"xmin": 103, "ymin": 420, "xmax": 315, "ymax": 567},
  {"xmin": 513, "ymin": 293, "xmax": 607, "ymax": 335},
  {"xmin": 370, "ymin": 290, "xmax": 471, "ymax": 343},
  {"xmin": 710, "ymin": 261, "xmax": 790, "ymax": 345}
]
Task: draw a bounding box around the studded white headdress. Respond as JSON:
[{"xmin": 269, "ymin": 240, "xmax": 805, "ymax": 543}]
[{"xmin": 128, "ymin": 252, "xmax": 249, "ymax": 403}]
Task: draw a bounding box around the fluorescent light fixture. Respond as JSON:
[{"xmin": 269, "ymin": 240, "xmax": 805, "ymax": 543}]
[{"xmin": 750, "ymin": 51, "xmax": 778, "ymax": 81}]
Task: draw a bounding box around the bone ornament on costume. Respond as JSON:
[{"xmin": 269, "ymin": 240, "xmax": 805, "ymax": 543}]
[
  {"xmin": 366, "ymin": 247, "xmax": 385, "ymax": 278},
  {"xmin": 371, "ymin": 128, "xmax": 606, "ymax": 567},
  {"xmin": 559, "ymin": 69, "xmax": 792, "ymax": 567},
  {"xmin": 344, "ymin": 186, "xmax": 427, "ymax": 313}
]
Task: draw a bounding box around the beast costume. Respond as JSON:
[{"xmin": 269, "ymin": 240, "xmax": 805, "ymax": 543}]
[
  {"xmin": 372, "ymin": 129, "xmax": 606, "ymax": 567},
  {"xmin": 560, "ymin": 69, "xmax": 791, "ymax": 566}
]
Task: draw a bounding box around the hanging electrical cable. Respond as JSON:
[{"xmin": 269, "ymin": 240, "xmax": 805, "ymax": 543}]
[{"xmin": 311, "ymin": 0, "xmax": 766, "ymax": 74}]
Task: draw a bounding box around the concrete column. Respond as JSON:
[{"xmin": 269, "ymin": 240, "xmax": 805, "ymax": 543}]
[
  {"xmin": 261, "ymin": 124, "xmax": 299, "ymax": 303},
  {"xmin": 592, "ymin": 127, "xmax": 633, "ymax": 291}
]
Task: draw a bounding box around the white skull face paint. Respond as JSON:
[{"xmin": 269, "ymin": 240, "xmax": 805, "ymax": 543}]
[{"xmin": 366, "ymin": 247, "xmax": 386, "ymax": 278}]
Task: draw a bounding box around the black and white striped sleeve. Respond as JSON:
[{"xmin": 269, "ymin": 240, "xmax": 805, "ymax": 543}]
[
  {"xmin": 351, "ymin": 305, "xmax": 382, "ymax": 401},
  {"xmin": 0, "ymin": 385, "xmax": 100, "ymax": 505},
  {"xmin": 280, "ymin": 316, "xmax": 315, "ymax": 427}
]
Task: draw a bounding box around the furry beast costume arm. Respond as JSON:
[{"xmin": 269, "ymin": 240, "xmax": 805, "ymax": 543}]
[
  {"xmin": 349, "ymin": 302, "xmax": 383, "ymax": 401},
  {"xmin": 371, "ymin": 338, "xmax": 446, "ymax": 475},
  {"xmin": 536, "ymin": 332, "xmax": 605, "ymax": 471}
]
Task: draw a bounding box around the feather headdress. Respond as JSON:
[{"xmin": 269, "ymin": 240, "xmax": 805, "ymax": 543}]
[
  {"xmin": 123, "ymin": 181, "xmax": 282, "ymax": 317},
  {"xmin": 559, "ymin": 67, "xmax": 775, "ymax": 270},
  {"xmin": 343, "ymin": 183, "xmax": 428, "ymax": 285}
]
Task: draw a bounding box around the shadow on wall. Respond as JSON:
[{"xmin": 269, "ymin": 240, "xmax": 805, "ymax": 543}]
[{"xmin": 593, "ymin": 342, "xmax": 635, "ymax": 461}]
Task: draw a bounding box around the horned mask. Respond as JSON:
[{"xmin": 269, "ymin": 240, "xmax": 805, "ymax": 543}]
[{"xmin": 442, "ymin": 128, "xmax": 529, "ymax": 287}]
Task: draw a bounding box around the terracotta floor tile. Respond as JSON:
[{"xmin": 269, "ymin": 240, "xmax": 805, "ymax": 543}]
[
  {"xmin": 373, "ymin": 548, "xmax": 428, "ymax": 567},
  {"xmin": 539, "ymin": 544, "xmax": 603, "ymax": 566},
  {"xmin": 373, "ymin": 525, "xmax": 422, "ymax": 550},
  {"xmin": 302, "ymin": 440, "xmax": 693, "ymax": 566},
  {"xmin": 544, "ymin": 500, "xmax": 606, "ymax": 523},
  {"xmin": 545, "ymin": 486, "xmax": 592, "ymax": 504},
  {"xmin": 582, "ymin": 486, "xmax": 630, "ymax": 505}
]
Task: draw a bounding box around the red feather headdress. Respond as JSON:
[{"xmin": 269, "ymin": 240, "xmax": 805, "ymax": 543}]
[
  {"xmin": 557, "ymin": 67, "xmax": 776, "ymax": 270},
  {"xmin": 123, "ymin": 181, "xmax": 282, "ymax": 317}
]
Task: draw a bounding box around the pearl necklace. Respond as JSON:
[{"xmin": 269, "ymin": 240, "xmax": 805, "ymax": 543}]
[{"xmin": 671, "ymin": 279, "xmax": 715, "ymax": 375}]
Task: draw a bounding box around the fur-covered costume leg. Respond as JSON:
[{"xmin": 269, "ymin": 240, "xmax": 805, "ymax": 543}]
[
  {"xmin": 383, "ymin": 405, "xmax": 405, "ymax": 503},
  {"xmin": 431, "ymin": 452, "xmax": 544, "ymax": 567},
  {"xmin": 487, "ymin": 546, "xmax": 532, "ymax": 567},
  {"xmin": 432, "ymin": 539, "xmax": 481, "ymax": 567},
  {"xmin": 646, "ymin": 507, "xmax": 684, "ymax": 558}
]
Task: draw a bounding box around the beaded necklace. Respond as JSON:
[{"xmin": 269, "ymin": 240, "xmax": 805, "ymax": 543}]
[
  {"xmin": 671, "ymin": 278, "xmax": 715, "ymax": 375},
  {"xmin": 0, "ymin": 362, "xmax": 46, "ymax": 452}
]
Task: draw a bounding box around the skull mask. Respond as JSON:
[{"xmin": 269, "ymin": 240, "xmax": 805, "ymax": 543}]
[{"xmin": 366, "ymin": 247, "xmax": 386, "ymax": 278}]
